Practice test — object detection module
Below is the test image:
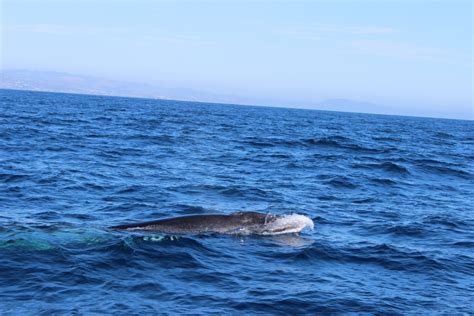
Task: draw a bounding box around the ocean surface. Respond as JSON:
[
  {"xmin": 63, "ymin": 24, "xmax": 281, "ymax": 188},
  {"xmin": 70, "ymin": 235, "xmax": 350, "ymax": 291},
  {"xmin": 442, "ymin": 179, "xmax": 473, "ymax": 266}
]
[{"xmin": 0, "ymin": 89, "xmax": 473, "ymax": 314}]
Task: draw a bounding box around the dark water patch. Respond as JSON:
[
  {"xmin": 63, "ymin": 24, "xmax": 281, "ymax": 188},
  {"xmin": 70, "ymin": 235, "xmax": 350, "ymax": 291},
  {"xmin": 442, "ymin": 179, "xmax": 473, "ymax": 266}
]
[
  {"xmin": 65, "ymin": 182, "xmax": 111, "ymax": 192},
  {"xmin": 273, "ymin": 243, "xmax": 342, "ymax": 261},
  {"xmin": 116, "ymin": 185, "xmax": 143, "ymax": 194},
  {"xmin": 45, "ymin": 146, "xmax": 71, "ymax": 152},
  {"xmin": 240, "ymin": 137, "xmax": 303, "ymax": 148},
  {"xmin": 25, "ymin": 195, "xmax": 55, "ymax": 203},
  {"xmin": 386, "ymin": 224, "xmax": 427, "ymax": 237},
  {"xmin": 326, "ymin": 176, "xmax": 359, "ymax": 189},
  {"xmin": 411, "ymin": 158, "xmax": 446, "ymax": 165},
  {"xmin": 352, "ymin": 161, "xmax": 410, "ymax": 174},
  {"xmin": 378, "ymin": 162, "xmax": 410, "ymax": 173},
  {"xmin": 343, "ymin": 244, "xmax": 444, "ymax": 273},
  {"xmin": 423, "ymin": 215, "xmax": 470, "ymax": 230},
  {"xmin": 229, "ymin": 297, "xmax": 355, "ymax": 314},
  {"xmin": 85, "ymin": 133, "xmax": 112, "ymax": 139},
  {"xmin": 125, "ymin": 134, "xmax": 176, "ymax": 145},
  {"xmin": 35, "ymin": 211, "xmax": 61, "ymax": 221},
  {"xmin": 0, "ymin": 173, "xmax": 30, "ymax": 183},
  {"xmin": 370, "ymin": 178, "xmax": 398, "ymax": 186},
  {"xmin": 312, "ymin": 153, "xmax": 344, "ymax": 161},
  {"xmin": 242, "ymin": 140, "xmax": 276, "ymax": 148},
  {"xmin": 317, "ymin": 194, "xmax": 338, "ymax": 201},
  {"xmin": 305, "ymin": 137, "xmax": 392, "ymax": 154},
  {"xmin": 173, "ymin": 184, "xmax": 273, "ymax": 199},
  {"xmin": 452, "ymin": 241, "xmax": 474, "ymax": 248},
  {"xmin": 269, "ymin": 153, "xmax": 292, "ymax": 159},
  {"xmin": 378, "ymin": 210, "xmax": 402, "ymax": 220},
  {"xmin": 311, "ymin": 216, "xmax": 331, "ymax": 224},
  {"xmin": 410, "ymin": 157, "xmax": 471, "ymax": 174},
  {"xmin": 128, "ymin": 281, "xmax": 165, "ymax": 293},
  {"xmin": 133, "ymin": 248, "xmax": 203, "ymax": 269},
  {"xmin": 285, "ymin": 242, "xmax": 445, "ymax": 274},
  {"xmin": 2, "ymin": 185, "xmax": 23, "ymax": 194},
  {"xmin": 433, "ymin": 131, "xmax": 455, "ymax": 139},
  {"xmin": 305, "ymin": 135, "xmax": 352, "ymax": 144},
  {"xmin": 64, "ymin": 213, "xmax": 98, "ymax": 221},
  {"xmin": 418, "ymin": 164, "xmax": 472, "ymax": 179},
  {"xmin": 352, "ymin": 197, "xmax": 378, "ymax": 204},
  {"xmin": 372, "ymin": 136, "xmax": 402, "ymax": 142},
  {"xmin": 305, "ymin": 137, "xmax": 341, "ymax": 147}
]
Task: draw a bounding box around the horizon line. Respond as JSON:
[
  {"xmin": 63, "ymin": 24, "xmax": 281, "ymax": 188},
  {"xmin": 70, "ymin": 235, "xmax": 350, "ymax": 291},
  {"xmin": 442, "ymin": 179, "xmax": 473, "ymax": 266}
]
[{"xmin": 1, "ymin": 87, "xmax": 471, "ymax": 122}]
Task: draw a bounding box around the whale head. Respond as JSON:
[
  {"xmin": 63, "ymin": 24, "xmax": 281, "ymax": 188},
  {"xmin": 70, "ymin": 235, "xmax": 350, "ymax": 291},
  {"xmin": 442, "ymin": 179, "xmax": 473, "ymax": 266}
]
[{"xmin": 231, "ymin": 212, "xmax": 314, "ymax": 235}]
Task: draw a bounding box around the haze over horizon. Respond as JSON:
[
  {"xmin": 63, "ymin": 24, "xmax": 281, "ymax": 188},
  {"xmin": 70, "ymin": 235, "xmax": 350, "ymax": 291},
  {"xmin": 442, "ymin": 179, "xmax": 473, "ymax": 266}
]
[{"xmin": 1, "ymin": 1, "xmax": 472, "ymax": 119}]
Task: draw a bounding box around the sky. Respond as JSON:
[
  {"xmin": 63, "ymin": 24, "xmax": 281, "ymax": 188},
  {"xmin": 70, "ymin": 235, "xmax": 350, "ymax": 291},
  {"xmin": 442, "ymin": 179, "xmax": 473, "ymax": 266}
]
[{"xmin": 1, "ymin": 0, "xmax": 472, "ymax": 119}]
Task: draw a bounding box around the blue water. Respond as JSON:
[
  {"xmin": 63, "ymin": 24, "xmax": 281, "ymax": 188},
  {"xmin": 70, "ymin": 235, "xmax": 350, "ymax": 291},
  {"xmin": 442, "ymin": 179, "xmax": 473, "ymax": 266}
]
[{"xmin": 1, "ymin": 89, "xmax": 473, "ymax": 314}]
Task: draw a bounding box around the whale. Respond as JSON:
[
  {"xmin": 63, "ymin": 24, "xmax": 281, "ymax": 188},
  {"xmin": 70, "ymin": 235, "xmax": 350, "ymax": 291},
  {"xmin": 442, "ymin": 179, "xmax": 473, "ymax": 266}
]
[{"xmin": 110, "ymin": 211, "xmax": 314, "ymax": 235}]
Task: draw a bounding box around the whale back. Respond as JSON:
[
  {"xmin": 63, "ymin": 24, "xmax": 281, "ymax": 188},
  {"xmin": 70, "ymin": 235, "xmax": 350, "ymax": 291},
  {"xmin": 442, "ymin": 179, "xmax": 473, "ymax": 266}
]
[{"xmin": 110, "ymin": 212, "xmax": 275, "ymax": 233}]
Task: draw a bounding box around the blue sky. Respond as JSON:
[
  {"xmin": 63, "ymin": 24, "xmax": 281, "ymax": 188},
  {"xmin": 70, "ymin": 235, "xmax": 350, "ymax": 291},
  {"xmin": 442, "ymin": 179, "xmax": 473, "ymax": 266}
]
[{"xmin": 1, "ymin": 0, "xmax": 472, "ymax": 119}]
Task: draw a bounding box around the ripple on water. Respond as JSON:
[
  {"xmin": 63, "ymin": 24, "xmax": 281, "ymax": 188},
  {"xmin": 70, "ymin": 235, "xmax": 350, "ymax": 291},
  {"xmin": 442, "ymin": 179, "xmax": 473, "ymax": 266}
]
[{"xmin": 352, "ymin": 161, "xmax": 410, "ymax": 174}]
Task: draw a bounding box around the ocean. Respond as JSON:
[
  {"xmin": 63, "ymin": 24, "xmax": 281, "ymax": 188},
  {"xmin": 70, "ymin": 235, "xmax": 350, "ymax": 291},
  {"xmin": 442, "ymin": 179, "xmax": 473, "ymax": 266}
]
[{"xmin": 1, "ymin": 89, "xmax": 473, "ymax": 314}]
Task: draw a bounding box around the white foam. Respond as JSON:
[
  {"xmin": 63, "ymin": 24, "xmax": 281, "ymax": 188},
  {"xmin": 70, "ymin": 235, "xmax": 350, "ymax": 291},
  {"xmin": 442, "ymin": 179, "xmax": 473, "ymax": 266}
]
[{"xmin": 261, "ymin": 214, "xmax": 314, "ymax": 235}]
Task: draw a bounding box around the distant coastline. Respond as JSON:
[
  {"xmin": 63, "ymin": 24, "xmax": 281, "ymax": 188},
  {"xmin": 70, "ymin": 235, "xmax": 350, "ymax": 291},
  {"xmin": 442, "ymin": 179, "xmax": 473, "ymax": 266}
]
[{"xmin": 1, "ymin": 70, "xmax": 471, "ymax": 120}]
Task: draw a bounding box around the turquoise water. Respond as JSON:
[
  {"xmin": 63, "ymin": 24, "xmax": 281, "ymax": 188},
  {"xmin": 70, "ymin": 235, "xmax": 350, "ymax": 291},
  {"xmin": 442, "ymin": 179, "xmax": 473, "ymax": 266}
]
[{"xmin": 1, "ymin": 89, "xmax": 473, "ymax": 314}]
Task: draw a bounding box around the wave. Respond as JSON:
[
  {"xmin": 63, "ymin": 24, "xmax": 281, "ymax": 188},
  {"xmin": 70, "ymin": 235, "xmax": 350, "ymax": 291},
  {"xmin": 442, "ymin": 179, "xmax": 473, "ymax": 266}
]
[
  {"xmin": 326, "ymin": 176, "xmax": 359, "ymax": 189},
  {"xmin": 370, "ymin": 178, "xmax": 398, "ymax": 186},
  {"xmin": 386, "ymin": 224, "xmax": 427, "ymax": 237},
  {"xmin": 423, "ymin": 215, "xmax": 471, "ymax": 230},
  {"xmin": 125, "ymin": 134, "xmax": 176, "ymax": 145},
  {"xmin": 433, "ymin": 132, "xmax": 455, "ymax": 139},
  {"xmin": 409, "ymin": 158, "xmax": 472, "ymax": 178},
  {"xmin": 240, "ymin": 136, "xmax": 392, "ymax": 154},
  {"xmin": 372, "ymin": 136, "xmax": 402, "ymax": 142},
  {"xmin": 240, "ymin": 137, "xmax": 301, "ymax": 148},
  {"xmin": 292, "ymin": 243, "xmax": 445, "ymax": 273},
  {"xmin": 352, "ymin": 162, "xmax": 410, "ymax": 174},
  {"xmin": 0, "ymin": 173, "xmax": 30, "ymax": 183},
  {"xmin": 452, "ymin": 241, "xmax": 474, "ymax": 248},
  {"xmin": 351, "ymin": 197, "xmax": 378, "ymax": 204},
  {"xmin": 304, "ymin": 137, "xmax": 392, "ymax": 153},
  {"xmin": 343, "ymin": 244, "xmax": 445, "ymax": 272},
  {"xmin": 419, "ymin": 164, "xmax": 472, "ymax": 179},
  {"xmin": 172, "ymin": 184, "xmax": 273, "ymax": 199}
]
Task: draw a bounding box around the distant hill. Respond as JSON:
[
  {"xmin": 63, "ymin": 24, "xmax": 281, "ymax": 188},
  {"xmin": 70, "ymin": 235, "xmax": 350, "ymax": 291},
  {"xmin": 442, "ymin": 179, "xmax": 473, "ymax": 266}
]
[
  {"xmin": 0, "ymin": 69, "xmax": 242, "ymax": 104},
  {"xmin": 1, "ymin": 69, "xmax": 400, "ymax": 116},
  {"xmin": 1, "ymin": 69, "xmax": 469, "ymax": 120}
]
